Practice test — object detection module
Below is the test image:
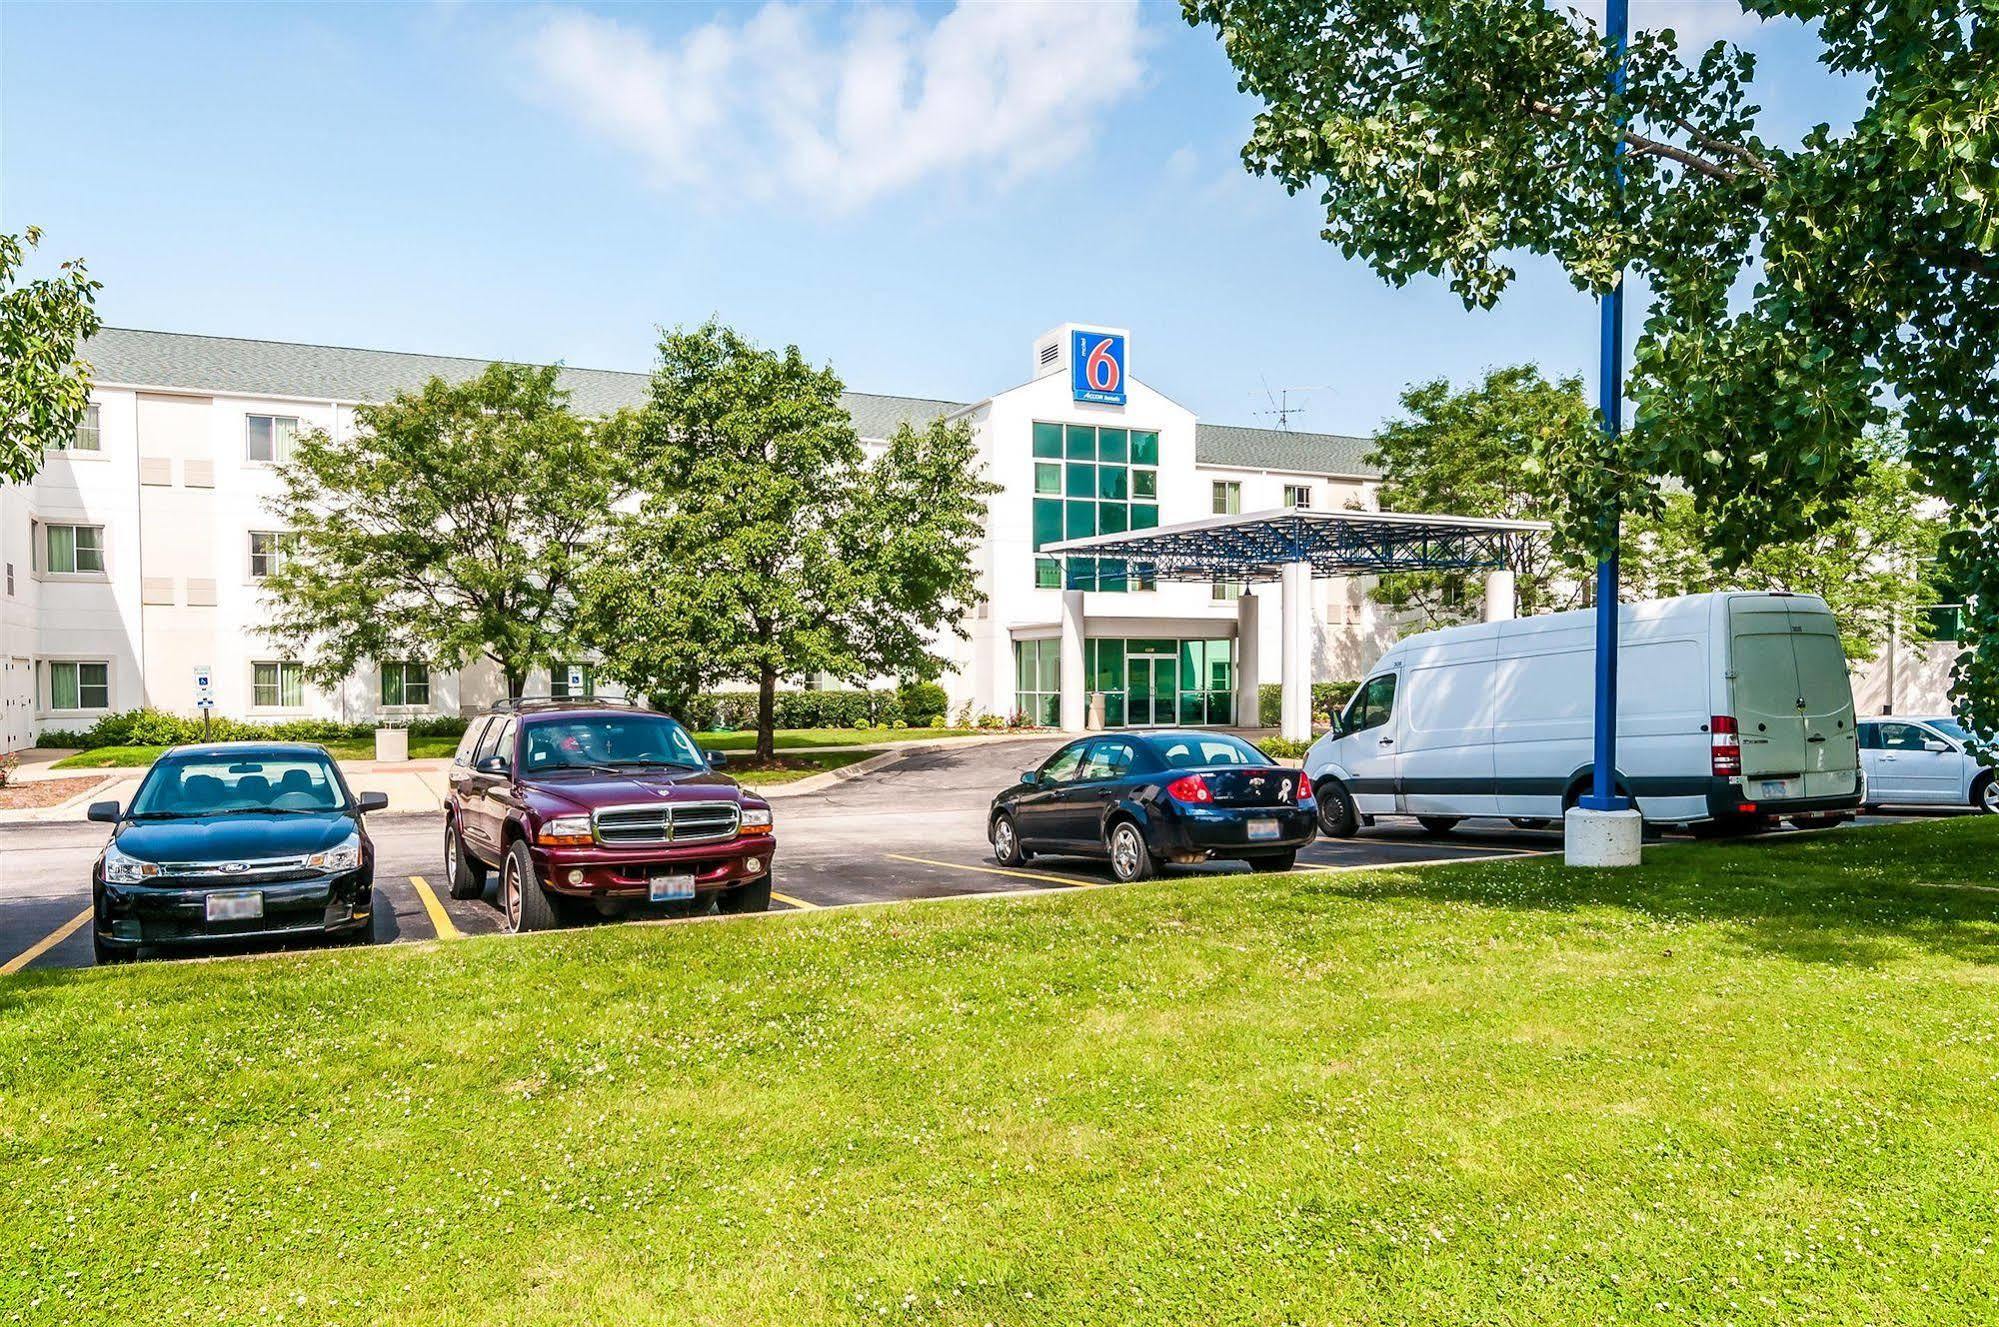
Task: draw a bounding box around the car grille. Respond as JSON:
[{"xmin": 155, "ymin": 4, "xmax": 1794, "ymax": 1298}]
[
  {"xmin": 592, "ymin": 801, "xmax": 740, "ymax": 847},
  {"xmin": 154, "ymin": 856, "xmax": 323, "ymax": 884}
]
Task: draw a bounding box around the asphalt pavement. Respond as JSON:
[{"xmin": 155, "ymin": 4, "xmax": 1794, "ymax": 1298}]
[{"xmin": 0, "ymin": 735, "xmax": 1943, "ymax": 973}]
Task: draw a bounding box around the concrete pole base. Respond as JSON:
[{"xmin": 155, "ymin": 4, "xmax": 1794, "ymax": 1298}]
[{"xmin": 1564, "ymin": 806, "xmax": 1643, "ymax": 867}]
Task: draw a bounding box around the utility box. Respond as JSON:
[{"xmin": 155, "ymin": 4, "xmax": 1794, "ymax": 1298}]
[{"xmin": 374, "ymin": 727, "xmax": 409, "ymax": 762}]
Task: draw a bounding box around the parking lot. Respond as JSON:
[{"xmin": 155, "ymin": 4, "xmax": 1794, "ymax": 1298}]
[{"xmin": 0, "ymin": 735, "xmax": 1951, "ymax": 972}]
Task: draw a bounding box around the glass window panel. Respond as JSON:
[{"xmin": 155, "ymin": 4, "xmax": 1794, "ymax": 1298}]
[
  {"xmin": 1065, "ymin": 557, "xmax": 1098, "ymax": 591},
  {"xmin": 274, "ymin": 418, "xmax": 298, "ymax": 461},
  {"xmin": 74, "ymin": 527, "xmax": 102, "ymax": 573},
  {"xmin": 1097, "ymin": 427, "xmax": 1128, "ymax": 462},
  {"xmin": 1132, "ymin": 468, "xmax": 1157, "ymax": 499},
  {"xmin": 1065, "ymin": 425, "xmax": 1095, "ymax": 460},
  {"xmin": 50, "ymin": 662, "xmax": 79, "ymax": 710},
  {"xmin": 1134, "ymin": 562, "xmax": 1157, "ymax": 591},
  {"xmin": 1035, "ymin": 556, "xmax": 1061, "ymax": 589},
  {"xmin": 1097, "ymin": 558, "xmax": 1127, "ymax": 593},
  {"xmin": 1093, "ymin": 638, "xmax": 1124, "ymax": 692},
  {"xmin": 246, "ymin": 415, "xmax": 273, "ymax": 461},
  {"xmin": 1102, "ymin": 692, "xmax": 1126, "ymax": 727},
  {"xmin": 1099, "ymin": 501, "xmax": 1128, "ymax": 535},
  {"xmin": 1033, "ymin": 497, "xmax": 1064, "ymax": 550},
  {"xmin": 1131, "ymin": 503, "xmax": 1159, "ymax": 530},
  {"xmin": 1131, "ymin": 639, "xmax": 1174, "ymax": 655},
  {"xmin": 1179, "ymin": 640, "xmax": 1201, "ymax": 682},
  {"xmin": 1180, "ymin": 690, "xmax": 1207, "ymax": 725},
  {"xmin": 1206, "ymin": 692, "xmax": 1234, "ymax": 726},
  {"xmin": 74, "ymin": 405, "xmax": 101, "ymax": 451},
  {"xmin": 1131, "ymin": 431, "xmax": 1159, "ymax": 465},
  {"xmin": 79, "ymin": 663, "xmax": 109, "ymax": 710},
  {"xmin": 1065, "ymin": 500, "xmax": 1097, "ymax": 540},
  {"xmin": 1212, "ymin": 481, "xmax": 1242, "ymax": 515},
  {"xmin": 1037, "ymin": 693, "xmax": 1060, "ymax": 727},
  {"xmin": 1032, "ymin": 422, "xmax": 1063, "ymax": 458},
  {"xmin": 1015, "ymin": 642, "xmax": 1031, "ymax": 693},
  {"xmin": 1097, "ymin": 466, "xmax": 1127, "ymax": 500},
  {"xmin": 1065, "ymin": 462, "xmax": 1097, "ymax": 498},
  {"xmin": 1034, "ymin": 461, "xmax": 1061, "ymax": 494},
  {"xmin": 46, "ymin": 524, "xmax": 76, "ymax": 573}
]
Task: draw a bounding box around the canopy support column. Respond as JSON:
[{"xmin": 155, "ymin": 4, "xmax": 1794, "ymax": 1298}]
[
  {"xmin": 1059, "ymin": 589, "xmax": 1086, "ymax": 732},
  {"xmin": 1483, "ymin": 568, "xmax": 1516, "ymax": 623},
  {"xmin": 1235, "ymin": 589, "xmax": 1261, "ymax": 730},
  {"xmin": 1280, "ymin": 560, "xmax": 1312, "ymax": 742}
]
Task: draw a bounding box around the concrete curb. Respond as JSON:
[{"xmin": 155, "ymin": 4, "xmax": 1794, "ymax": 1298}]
[{"xmin": 758, "ymin": 732, "xmax": 1068, "ymax": 799}]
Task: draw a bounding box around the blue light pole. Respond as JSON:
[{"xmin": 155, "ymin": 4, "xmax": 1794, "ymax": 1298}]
[{"xmin": 1580, "ymin": 0, "xmax": 1631, "ymax": 816}]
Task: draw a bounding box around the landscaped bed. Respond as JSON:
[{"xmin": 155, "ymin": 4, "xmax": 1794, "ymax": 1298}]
[
  {"xmin": 4, "ymin": 820, "xmax": 1996, "ymax": 1324},
  {"xmin": 0, "ymin": 774, "xmax": 111, "ymax": 812}
]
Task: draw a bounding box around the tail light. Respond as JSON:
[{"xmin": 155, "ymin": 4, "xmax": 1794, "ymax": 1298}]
[
  {"xmin": 1296, "ymin": 771, "xmax": 1314, "ymax": 802},
  {"xmin": 1711, "ymin": 715, "xmax": 1742, "ymax": 777},
  {"xmin": 1166, "ymin": 774, "xmax": 1213, "ymax": 804}
]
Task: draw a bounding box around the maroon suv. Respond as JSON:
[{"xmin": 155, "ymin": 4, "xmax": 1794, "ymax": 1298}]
[{"xmin": 442, "ymin": 699, "xmax": 775, "ymax": 932}]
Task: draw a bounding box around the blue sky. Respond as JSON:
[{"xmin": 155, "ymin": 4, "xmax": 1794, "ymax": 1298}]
[{"xmin": 2, "ymin": 1, "xmax": 1855, "ymax": 435}]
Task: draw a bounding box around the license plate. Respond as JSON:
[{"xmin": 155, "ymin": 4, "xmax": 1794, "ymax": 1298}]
[
  {"xmin": 1758, "ymin": 779, "xmax": 1795, "ymax": 799},
  {"xmin": 648, "ymin": 873, "xmax": 696, "ymax": 902},
  {"xmin": 205, "ymin": 890, "xmax": 264, "ymax": 923},
  {"xmin": 1247, "ymin": 818, "xmax": 1281, "ymax": 841}
]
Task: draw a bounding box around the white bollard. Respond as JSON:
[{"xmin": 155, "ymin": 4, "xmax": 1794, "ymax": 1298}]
[{"xmin": 1564, "ymin": 806, "xmax": 1643, "ymax": 867}]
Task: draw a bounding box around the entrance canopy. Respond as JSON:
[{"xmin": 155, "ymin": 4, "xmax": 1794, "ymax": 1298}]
[
  {"xmin": 1045, "ymin": 508, "xmax": 1549, "ymax": 741},
  {"xmin": 1045, "ymin": 508, "xmax": 1548, "ymax": 582}
]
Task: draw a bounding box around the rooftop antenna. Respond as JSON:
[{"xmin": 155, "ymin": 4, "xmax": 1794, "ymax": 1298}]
[{"xmin": 1253, "ymin": 377, "xmax": 1330, "ymax": 431}]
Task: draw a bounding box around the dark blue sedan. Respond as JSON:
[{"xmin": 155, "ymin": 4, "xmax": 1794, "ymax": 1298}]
[
  {"xmin": 989, "ymin": 730, "xmax": 1317, "ymax": 881},
  {"xmin": 88, "ymin": 742, "xmax": 388, "ymax": 962}
]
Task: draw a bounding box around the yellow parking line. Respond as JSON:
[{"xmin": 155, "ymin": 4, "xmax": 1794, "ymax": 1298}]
[
  {"xmin": 769, "ymin": 891, "xmax": 820, "ymax": 911},
  {"xmin": 3, "ymin": 907, "xmax": 94, "ymax": 974},
  {"xmin": 883, "ymin": 853, "xmax": 1097, "ymax": 889},
  {"xmin": 407, "ymin": 875, "xmax": 461, "ymax": 941}
]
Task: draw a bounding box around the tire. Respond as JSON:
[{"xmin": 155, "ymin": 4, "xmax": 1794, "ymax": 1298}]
[
  {"xmin": 1106, "ymin": 819, "xmax": 1155, "ymax": 883},
  {"xmin": 1975, "ymin": 773, "xmax": 1998, "ymax": 816},
  {"xmin": 92, "ymin": 927, "xmax": 136, "ymax": 965},
  {"xmin": 1508, "ymin": 817, "xmax": 1553, "ymax": 831},
  {"xmin": 1416, "ymin": 816, "xmax": 1462, "ymax": 836},
  {"xmin": 444, "ymin": 817, "xmax": 487, "ymax": 900},
  {"xmin": 1315, "ymin": 780, "xmax": 1360, "ymax": 838},
  {"xmin": 991, "ymin": 813, "xmax": 1030, "ymax": 866},
  {"xmin": 719, "ymin": 875, "xmax": 773, "ymax": 914},
  {"xmin": 500, "ymin": 839, "xmax": 558, "ymax": 934},
  {"xmin": 1245, "ymin": 850, "xmax": 1297, "ymax": 873}
]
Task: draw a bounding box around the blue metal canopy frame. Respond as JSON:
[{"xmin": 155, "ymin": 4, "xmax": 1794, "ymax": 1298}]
[{"xmin": 1044, "ymin": 508, "xmax": 1548, "ymax": 582}]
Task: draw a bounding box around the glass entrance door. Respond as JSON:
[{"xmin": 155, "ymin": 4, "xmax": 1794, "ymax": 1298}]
[{"xmin": 1125, "ymin": 653, "xmax": 1178, "ymax": 727}]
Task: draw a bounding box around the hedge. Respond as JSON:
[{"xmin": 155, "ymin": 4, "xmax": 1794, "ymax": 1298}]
[
  {"xmin": 1257, "ymin": 681, "xmax": 1361, "ymax": 728},
  {"xmin": 674, "ymin": 689, "xmax": 913, "ymax": 732},
  {"xmin": 38, "ymin": 708, "xmax": 468, "ymax": 751}
]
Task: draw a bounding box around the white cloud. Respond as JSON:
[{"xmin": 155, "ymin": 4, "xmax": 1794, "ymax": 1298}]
[
  {"xmin": 1563, "ymin": 1, "xmax": 1769, "ymax": 50},
  {"xmin": 523, "ymin": 1, "xmax": 1147, "ymax": 212}
]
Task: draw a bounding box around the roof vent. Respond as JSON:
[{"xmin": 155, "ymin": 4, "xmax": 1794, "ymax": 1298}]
[{"xmin": 1033, "ymin": 334, "xmax": 1063, "ymax": 380}]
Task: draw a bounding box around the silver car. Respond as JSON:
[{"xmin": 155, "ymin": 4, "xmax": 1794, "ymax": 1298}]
[{"xmin": 1858, "ymin": 717, "xmax": 1997, "ymax": 814}]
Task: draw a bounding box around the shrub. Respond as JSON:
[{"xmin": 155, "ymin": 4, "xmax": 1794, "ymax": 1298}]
[
  {"xmin": 34, "ymin": 707, "xmax": 468, "ymax": 751},
  {"xmin": 674, "ymin": 688, "xmax": 908, "ymax": 732},
  {"xmin": 1258, "ymin": 736, "xmax": 1312, "ymax": 760},
  {"xmin": 0, "ymin": 750, "xmax": 18, "ymax": 788},
  {"xmin": 897, "ymin": 680, "xmax": 950, "ymax": 727},
  {"xmin": 1258, "ymin": 681, "xmax": 1360, "ymax": 728}
]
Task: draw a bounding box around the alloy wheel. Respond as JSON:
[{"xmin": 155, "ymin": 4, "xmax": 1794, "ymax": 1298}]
[
  {"xmin": 993, "ymin": 818, "xmax": 1016, "ymax": 862},
  {"xmin": 1982, "ymin": 779, "xmax": 1999, "ymax": 814},
  {"xmin": 1111, "ymin": 825, "xmax": 1141, "ymax": 881},
  {"xmin": 503, "ymin": 858, "xmax": 523, "ymax": 931}
]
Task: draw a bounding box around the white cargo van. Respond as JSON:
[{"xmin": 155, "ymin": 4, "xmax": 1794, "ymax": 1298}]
[{"xmin": 1305, "ymin": 592, "xmax": 1863, "ymax": 835}]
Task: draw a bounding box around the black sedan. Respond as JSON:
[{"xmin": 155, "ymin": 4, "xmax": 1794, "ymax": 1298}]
[
  {"xmin": 989, "ymin": 730, "xmax": 1317, "ymax": 882},
  {"xmin": 88, "ymin": 742, "xmax": 388, "ymax": 963}
]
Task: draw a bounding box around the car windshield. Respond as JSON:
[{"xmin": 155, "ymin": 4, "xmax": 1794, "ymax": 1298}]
[
  {"xmin": 1151, "ymin": 734, "xmax": 1274, "ymax": 769},
  {"xmin": 130, "ymin": 752, "xmax": 344, "ymax": 817},
  {"xmin": 521, "ymin": 714, "xmax": 706, "ymax": 773}
]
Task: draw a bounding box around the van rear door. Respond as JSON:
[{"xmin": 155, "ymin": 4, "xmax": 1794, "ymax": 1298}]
[{"xmin": 1726, "ymin": 597, "xmax": 1859, "ymax": 801}]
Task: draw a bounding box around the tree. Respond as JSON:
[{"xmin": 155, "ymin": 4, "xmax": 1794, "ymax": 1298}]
[
  {"xmin": 1, "ymin": 227, "xmax": 102, "ymax": 485},
  {"xmin": 577, "ymin": 322, "xmax": 995, "ymax": 763},
  {"xmin": 1365, "ymin": 365, "xmax": 1594, "ymax": 628},
  {"xmin": 262, "ymin": 363, "xmax": 620, "ymax": 698},
  {"xmin": 1184, "ymin": 0, "xmax": 1999, "ymax": 738},
  {"xmin": 1367, "ymin": 369, "xmax": 1946, "ymax": 658}
]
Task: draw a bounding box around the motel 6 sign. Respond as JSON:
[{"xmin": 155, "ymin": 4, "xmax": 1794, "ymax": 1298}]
[{"xmin": 1071, "ymin": 331, "xmax": 1127, "ymax": 406}]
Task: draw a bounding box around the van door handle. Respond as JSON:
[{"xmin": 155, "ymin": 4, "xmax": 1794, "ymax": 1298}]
[
  {"xmin": 1378, "ymin": 737, "xmax": 1394, "ymax": 746},
  {"xmin": 1807, "ymin": 734, "xmax": 1827, "ymax": 743}
]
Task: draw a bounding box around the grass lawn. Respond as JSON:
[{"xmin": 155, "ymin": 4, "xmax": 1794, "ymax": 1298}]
[
  {"xmin": 726, "ymin": 750, "xmax": 870, "ymax": 786},
  {"xmin": 4, "ymin": 821, "xmax": 1998, "ymax": 1324},
  {"xmin": 695, "ymin": 726, "xmax": 982, "ymax": 751}
]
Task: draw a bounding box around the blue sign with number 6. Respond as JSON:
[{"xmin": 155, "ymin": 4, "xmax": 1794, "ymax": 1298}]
[{"xmin": 1071, "ymin": 331, "xmax": 1127, "ymax": 406}]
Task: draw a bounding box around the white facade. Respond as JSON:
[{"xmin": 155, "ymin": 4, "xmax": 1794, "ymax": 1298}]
[{"xmin": 0, "ymin": 324, "xmax": 1403, "ymax": 749}]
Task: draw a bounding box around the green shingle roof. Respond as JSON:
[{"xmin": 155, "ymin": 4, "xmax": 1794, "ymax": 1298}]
[{"xmin": 80, "ymin": 327, "xmax": 1378, "ymax": 476}]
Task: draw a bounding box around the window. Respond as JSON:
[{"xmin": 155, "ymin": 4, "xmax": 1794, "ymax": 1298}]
[
  {"xmin": 1342, "ymin": 673, "xmax": 1397, "ymax": 735},
  {"xmin": 1212, "ymin": 480, "xmax": 1241, "ymax": 515},
  {"xmin": 1079, "ymin": 738, "xmax": 1138, "ymax": 782},
  {"xmin": 551, "ymin": 663, "xmax": 596, "ymax": 699},
  {"xmin": 1283, "ymin": 483, "xmax": 1312, "ymax": 509},
  {"xmin": 1038, "ymin": 741, "xmax": 1088, "ymax": 784},
  {"xmin": 1877, "ymin": 722, "xmax": 1940, "ymax": 752},
  {"xmin": 252, "ymin": 661, "xmax": 304, "ymax": 708},
  {"xmin": 1211, "ymin": 580, "xmax": 1244, "ymax": 601},
  {"xmin": 4, "ymin": 563, "xmax": 12, "ymax": 596},
  {"xmin": 1030, "ymin": 422, "xmax": 1158, "ymax": 594},
  {"xmin": 44, "ymin": 524, "xmax": 104, "ymax": 574},
  {"xmin": 48, "ymin": 661, "xmax": 109, "ymax": 711},
  {"xmin": 248, "ymin": 531, "xmax": 297, "ymax": 578},
  {"xmin": 1013, "ymin": 638, "xmax": 1062, "ymax": 726},
  {"xmin": 454, "ymin": 717, "xmax": 494, "ymax": 766},
  {"xmin": 132, "ymin": 751, "xmax": 342, "ymax": 816},
  {"xmin": 245, "ymin": 414, "xmax": 301, "ymax": 463},
  {"xmin": 380, "ymin": 662, "xmax": 430, "ymax": 707},
  {"xmin": 1155, "ymin": 734, "xmax": 1272, "ymax": 769},
  {"xmin": 473, "ymin": 716, "xmax": 512, "ymax": 768},
  {"xmin": 72, "ymin": 404, "xmax": 102, "ymax": 452}
]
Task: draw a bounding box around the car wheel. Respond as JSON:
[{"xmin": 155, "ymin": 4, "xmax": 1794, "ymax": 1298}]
[
  {"xmin": 719, "ymin": 875, "xmax": 773, "ymax": 914},
  {"xmin": 1315, "ymin": 780, "xmax": 1360, "ymax": 838},
  {"xmin": 991, "ymin": 813, "xmax": 1029, "ymax": 866},
  {"xmin": 92, "ymin": 927, "xmax": 136, "ymax": 965},
  {"xmin": 1975, "ymin": 773, "xmax": 1998, "ymax": 816},
  {"xmin": 500, "ymin": 840, "xmax": 558, "ymax": 934},
  {"xmin": 1416, "ymin": 816, "xmax": 1462, "ymax": 836},
  {"xmin": 1508, "ymin": 817, "xmax": 1553, "ymax": 830},
  {"xmin": 1106, "ymin": 820, "xmax": 1154, "ymax": 883},
  {"xmin": 445, "ymin": 818, "xmax": 487, "ymax": 900},
  {"xmin": 1245, "ymin": 850, "xmax": 1296, "ymax": 873}
]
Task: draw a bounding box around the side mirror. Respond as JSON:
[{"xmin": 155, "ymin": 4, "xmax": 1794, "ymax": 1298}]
[
  {"xmin": 87, "ymin": 800, "xmax": 121, "ymax": 824},
  {"xmin": 1924, "ymin": 739, "xmax": 1950, "ymax": 753},
  {"xmin": 475, "ymin": 754, "xmax": 508, "ymax": 775},
  {"xmin": 355, "ymin": 791, "xmax": 390, "ymax": 813},
  {"xmin": 1020, "ymin": 769, "xmax": 1040, "ymax": 786},
  {"xmin": 705, "ymin": 749, "xmax": 730, "ymax": 769}
]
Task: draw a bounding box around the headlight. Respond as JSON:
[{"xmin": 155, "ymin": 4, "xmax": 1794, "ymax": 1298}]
[
  {"xmin": 308, "ymin": 833, "xmax": 363, "ymax": 873},
  {"xmin": 101, "ymin": 843, "xmax": 161, "ymax": 884},
  {"xmin": 739, "ymin": 806, "xmax": 773, "ymax": 834},
  {"xmin": 537, "ymin": 815, "xmax": 594, "ymax": 846}
]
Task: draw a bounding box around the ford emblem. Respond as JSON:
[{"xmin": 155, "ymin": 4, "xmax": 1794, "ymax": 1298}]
[{"xmin": 220, "ymin": 862, "xmax": 248, "ymax": 874}]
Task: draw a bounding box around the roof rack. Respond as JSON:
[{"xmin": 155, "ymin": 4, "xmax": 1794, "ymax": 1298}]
[{"xmin": 487, "ymin": 695, "xmax": 647, "ymax": 714}]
